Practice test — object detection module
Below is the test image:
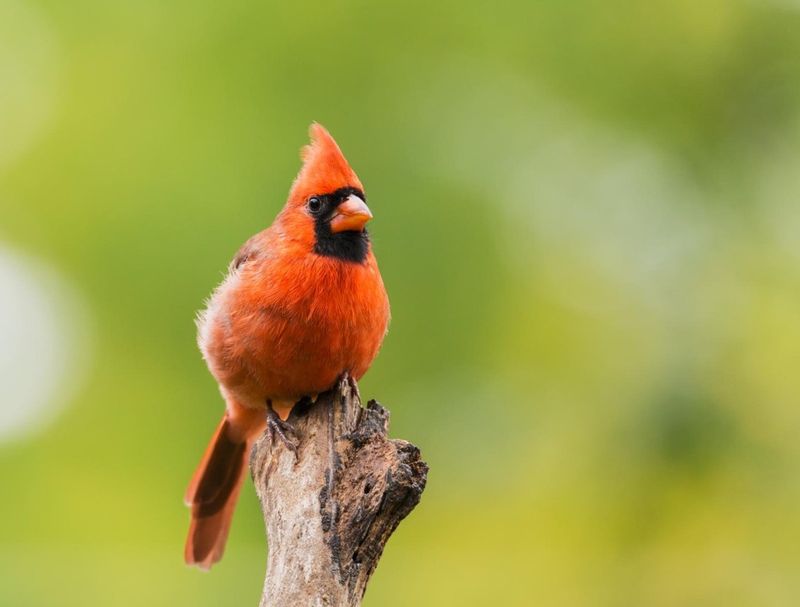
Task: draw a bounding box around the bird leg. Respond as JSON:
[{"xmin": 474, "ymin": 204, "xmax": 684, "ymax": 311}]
[{"xmin": 266, "ymin": 401, "xmax": 299, "ymax": 456}]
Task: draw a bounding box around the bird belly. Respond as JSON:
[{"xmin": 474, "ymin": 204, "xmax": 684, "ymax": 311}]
[{"xmin": 199, "ymin": 261, "xmax": 388, "ymax": 410}]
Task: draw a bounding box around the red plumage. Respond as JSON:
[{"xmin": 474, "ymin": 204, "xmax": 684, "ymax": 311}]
[{"xmin": 184, "ymin": 124, "xmax": 390, "ymax": 568}]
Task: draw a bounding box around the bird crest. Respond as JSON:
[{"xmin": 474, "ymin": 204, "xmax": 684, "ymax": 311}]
[{"xmin": 289, "ymin": 123, "xmax": 363, "ymax": 201}]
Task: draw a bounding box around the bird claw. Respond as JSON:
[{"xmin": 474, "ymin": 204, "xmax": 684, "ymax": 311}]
[{"xmin": 267, "ymin": 406, "xmax": 299, "ymax": 458}]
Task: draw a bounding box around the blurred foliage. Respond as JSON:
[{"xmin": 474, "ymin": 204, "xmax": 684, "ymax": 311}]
[{"xmin": 2, "ymin": 0, "xmax": 800, "ymax": 605}]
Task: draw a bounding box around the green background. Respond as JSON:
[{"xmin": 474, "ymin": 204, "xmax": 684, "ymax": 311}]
[{"xmin": 2, "ymin": 0, "xmax": 800, "ymax": 605}]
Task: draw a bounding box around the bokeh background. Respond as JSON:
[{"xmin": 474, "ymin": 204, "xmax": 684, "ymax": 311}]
[{"xmin": 3, "ymin": 1, "xmax": 800, "ymax": 605}]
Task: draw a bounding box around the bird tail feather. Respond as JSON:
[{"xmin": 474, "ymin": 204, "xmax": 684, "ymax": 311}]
[{"xmin": 184, "ymin": 415, "xmax": 250, "ymax": 569}]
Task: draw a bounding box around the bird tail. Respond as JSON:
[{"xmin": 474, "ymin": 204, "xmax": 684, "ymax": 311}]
[{"xmin": 184, "ymin": 413, "xmax": 257, "ymax": 569}]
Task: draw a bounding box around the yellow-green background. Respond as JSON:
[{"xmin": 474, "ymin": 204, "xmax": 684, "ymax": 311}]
[{"xmin": 2, "ymin": 1, "xmax": 800, "ymax": 605}]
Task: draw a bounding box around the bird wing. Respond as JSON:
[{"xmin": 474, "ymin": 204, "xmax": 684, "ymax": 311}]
[{"xmin": 229, "ymin": 232, "xmax": 264, "ymax": 272}]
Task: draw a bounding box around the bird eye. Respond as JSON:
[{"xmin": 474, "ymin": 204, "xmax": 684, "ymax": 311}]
[{"xmin": 307, "ymin": 197, "xmax": 322, "ymax": 214}]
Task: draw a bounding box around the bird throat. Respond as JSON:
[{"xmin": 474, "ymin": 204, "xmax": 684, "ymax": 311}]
[{"xmin": 313, "ymin": 227, "xmax": 370, "ymax": 263}]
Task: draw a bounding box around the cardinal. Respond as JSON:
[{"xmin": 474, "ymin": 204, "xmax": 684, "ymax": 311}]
[{"xmin": 184, "ymin": 124, "xmax": 390, "ymax": 569}]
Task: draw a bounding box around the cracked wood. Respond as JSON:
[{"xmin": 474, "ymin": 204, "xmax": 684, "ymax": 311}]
[{"xmin": 250, "ymin": 376, "xmax": 428, "ymax": 607}]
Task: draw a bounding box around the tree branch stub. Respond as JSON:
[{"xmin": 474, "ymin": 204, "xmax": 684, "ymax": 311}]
[{"xmin": 250, "ymin": 376, "xmax": 428, "ymax": 607}]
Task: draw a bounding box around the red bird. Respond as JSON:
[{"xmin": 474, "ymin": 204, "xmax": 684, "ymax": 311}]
[{"xmin": 184, "ymin": 124, "xmax": 390, "ymax": 569}]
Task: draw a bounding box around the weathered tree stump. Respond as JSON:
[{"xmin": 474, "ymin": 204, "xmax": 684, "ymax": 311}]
[{"xmin": 250, "ymin": 375, "xmax": 428, "ymax": 607}]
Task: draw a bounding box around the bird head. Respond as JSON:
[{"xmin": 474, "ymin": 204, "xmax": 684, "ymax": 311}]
[{"xmin": 279, "ymin": 123, "xmax": 373, "ymax": 263}]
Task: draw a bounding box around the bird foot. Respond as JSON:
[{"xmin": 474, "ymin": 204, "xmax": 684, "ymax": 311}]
[{"xmin": 267, "ymin": 405, "xmax": 299, "ymax": 457}]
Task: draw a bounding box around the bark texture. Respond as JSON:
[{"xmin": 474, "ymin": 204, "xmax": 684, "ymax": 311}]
[{"xmin": 250, "ymin": 375, "xmax": 428, "ymax": 607}]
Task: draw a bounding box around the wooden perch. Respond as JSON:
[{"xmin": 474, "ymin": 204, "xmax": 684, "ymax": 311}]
[{"xmin": 250, "ymin": 376, "xmax": 428, "ymax": 607}]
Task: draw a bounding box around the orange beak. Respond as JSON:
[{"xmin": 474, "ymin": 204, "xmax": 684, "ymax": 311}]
[{"xmin": 330, "ymin": 194, "xmax": 373, "ymax": 233}]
